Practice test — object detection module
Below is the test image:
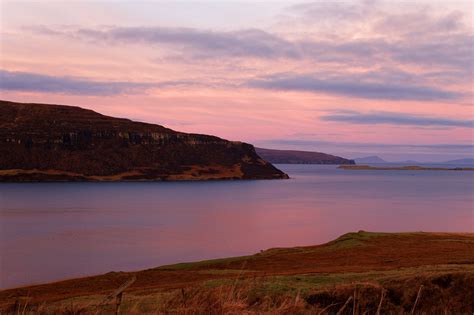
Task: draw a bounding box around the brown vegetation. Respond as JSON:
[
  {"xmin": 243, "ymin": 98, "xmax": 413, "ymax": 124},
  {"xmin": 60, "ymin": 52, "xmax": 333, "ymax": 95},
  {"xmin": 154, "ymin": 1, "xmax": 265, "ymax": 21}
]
[{"xmin": 1, "ymin": 231, "xmax": 473, "ymax": 314}]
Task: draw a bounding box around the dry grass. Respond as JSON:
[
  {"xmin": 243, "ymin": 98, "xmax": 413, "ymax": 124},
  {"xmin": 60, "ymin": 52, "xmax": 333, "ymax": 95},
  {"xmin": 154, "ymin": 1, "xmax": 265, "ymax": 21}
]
[
  {"xmin": 2, "ymin": 232, "xmax": 473, "ymax": 314},
  {"xmin": 4, "ymin": 270, "xmax": 473, "ymax": 314}
]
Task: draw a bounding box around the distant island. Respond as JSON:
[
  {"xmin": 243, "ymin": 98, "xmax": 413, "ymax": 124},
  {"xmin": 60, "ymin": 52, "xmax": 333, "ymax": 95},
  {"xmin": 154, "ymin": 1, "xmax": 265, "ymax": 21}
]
[
  {"xmin": 0, "ymin": 100, "xmax": 288, "ymax": 181},
  {"xmin": 353, "ymin": 155, "xmax": 387, "ymax": 164},
  {"xmin": 256, "ymin": 147, "xmax": 354, "ymax": 164},
  {"xmin": 354, "ymin": 156, "xmax": 474, "ymax": 165},
  {"xmin": 339, "ymin": 165, "xmax": 474, "ymax": 171},
  {"xmin": 442, "ymin": 158, "xmax": 474, "ymax": 165}
]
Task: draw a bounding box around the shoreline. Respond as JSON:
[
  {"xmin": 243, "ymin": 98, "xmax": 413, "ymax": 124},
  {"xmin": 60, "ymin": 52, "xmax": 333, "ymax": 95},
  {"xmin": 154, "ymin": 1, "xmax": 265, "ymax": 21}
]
[{"xmin": 0, "ymin": 168, "xmax": 290, "ymax": 182}]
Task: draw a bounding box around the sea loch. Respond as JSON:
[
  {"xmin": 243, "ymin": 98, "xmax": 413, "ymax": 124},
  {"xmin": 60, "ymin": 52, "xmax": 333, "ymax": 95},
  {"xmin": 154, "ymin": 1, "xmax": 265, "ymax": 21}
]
[{"xmin": 0, "ymin": 164, "xmax": 472, "ymax": 289}]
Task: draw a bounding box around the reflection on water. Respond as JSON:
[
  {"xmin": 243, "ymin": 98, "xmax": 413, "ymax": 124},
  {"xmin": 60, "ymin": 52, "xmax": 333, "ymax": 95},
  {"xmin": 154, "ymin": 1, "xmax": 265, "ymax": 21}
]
[{"xmin": 1, "ymin": 165, "xmax": 473, "ymax": 288}]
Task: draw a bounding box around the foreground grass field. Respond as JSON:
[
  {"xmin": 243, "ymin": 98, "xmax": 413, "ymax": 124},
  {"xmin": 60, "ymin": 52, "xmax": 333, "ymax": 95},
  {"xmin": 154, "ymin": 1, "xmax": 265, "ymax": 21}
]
[{"xmin": 1, "ymin": 231, "xmax": 473, "ymax": 314}]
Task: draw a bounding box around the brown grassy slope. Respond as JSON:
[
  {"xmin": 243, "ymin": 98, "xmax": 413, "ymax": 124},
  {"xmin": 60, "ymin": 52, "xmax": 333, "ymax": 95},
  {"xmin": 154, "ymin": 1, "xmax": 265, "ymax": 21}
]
[{"xmin": 1, "ymin": 231, "xmax": 473, "ymax": 312}]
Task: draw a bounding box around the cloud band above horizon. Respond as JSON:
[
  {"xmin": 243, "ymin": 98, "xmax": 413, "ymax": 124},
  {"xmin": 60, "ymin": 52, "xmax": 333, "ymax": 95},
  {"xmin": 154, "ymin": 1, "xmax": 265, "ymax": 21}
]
[{"xmin": 1, "ymin": 0, "xmax": 472, "ymax": 160}]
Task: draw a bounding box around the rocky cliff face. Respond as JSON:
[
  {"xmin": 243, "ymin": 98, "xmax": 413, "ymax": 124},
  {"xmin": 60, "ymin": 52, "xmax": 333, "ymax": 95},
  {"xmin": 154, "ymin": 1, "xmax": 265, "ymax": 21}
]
[{"xmin": 0, "ymin": 100, "xmax": 288, "ymax": 181}]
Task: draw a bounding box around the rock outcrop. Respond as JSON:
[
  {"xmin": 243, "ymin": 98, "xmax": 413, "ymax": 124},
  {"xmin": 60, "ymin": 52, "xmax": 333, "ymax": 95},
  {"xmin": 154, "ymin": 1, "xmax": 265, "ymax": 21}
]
[{"xmin": 0, "ymin": 100, "xmax": 288, "ymax": 181}]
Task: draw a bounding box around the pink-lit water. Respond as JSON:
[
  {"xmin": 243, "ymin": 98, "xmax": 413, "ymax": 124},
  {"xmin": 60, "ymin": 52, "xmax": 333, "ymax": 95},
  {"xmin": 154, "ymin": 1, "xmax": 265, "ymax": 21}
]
[{"xmin": 1, "ymin": 165, "xmax": 473, "ymax": 289}]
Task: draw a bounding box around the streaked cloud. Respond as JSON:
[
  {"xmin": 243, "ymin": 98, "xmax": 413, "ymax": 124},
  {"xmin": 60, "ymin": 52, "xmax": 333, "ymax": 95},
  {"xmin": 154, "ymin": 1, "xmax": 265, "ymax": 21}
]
[
  {"xmin": 2, "ymin": 68, "xmax": 460, "ymax": 102},
  {"xmin": 282, "ymin": 0, "xmax": 473, "ymax": 72},
  {"xmin": 30, "ymin": 24, "xmax": 471, "ymax": 69},
  {"xmin": 23, "ymin": 1, "xmax": 472, "ymax": 97},
  {"xmin": 27, "ymin": 26, "xmax": 300, "ymax": 59},
  {"xmin": 0, "ymin": 70, "xmax": 210, "ymax": 95},
  {"xmin": 26, "ymin": 20, "xmax": 472, "ymax": 74},
  {"xmin": 389, "ymin": 34, "xmax": 473, "ymax": 70},
  {"xmin": 288, "ymin": 0, "xmax": 377, "ymax": 25},
  {"xmin": 0, "ymin": 70, "xmax": 153, "ymax": 96},
  {"xmin": 286, "ymin": 0, "xmax": 469, "ymax": 37},
  {"xmin": 320, "ymin": 110, "xmax": 473, "ymax": 128},
  {"xmin": 246, "ymin": 73, "xmax": 460, "ymax": 101}
]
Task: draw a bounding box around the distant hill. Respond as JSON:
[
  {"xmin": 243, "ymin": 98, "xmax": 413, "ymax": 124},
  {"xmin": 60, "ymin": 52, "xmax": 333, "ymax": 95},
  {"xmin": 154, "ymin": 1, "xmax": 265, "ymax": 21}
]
[
  {"xmin": 353, "ymin": 156, "xmax": 387, "ymax": 164},
  {"xmin": 255, "ymin": 148, "xmax": 354, "ymax": 165},
  {"xmin": 353, "ymin": 156, "xmax": 474, "ymax": 165},
  {"xmin": 396, "ymin": 160, "xmax": 420, "ymax": 164},
  {"xmin": 0, "ymin": 100, "xmax": 288, "ymax": 181},
  {"xmin": 441, "ymin": 158, "xmax": 474, "ymax": 165}
]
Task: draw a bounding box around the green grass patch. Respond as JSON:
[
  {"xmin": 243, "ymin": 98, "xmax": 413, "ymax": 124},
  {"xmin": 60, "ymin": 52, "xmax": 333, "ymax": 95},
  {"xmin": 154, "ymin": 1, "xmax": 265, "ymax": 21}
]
[
  {"xmin": 251, "ymin": 264, "xmax": 474, "ymax": 296},
  {"xmin": 325, "ymin": 231, "xmax": 393, "ymax": 249}
]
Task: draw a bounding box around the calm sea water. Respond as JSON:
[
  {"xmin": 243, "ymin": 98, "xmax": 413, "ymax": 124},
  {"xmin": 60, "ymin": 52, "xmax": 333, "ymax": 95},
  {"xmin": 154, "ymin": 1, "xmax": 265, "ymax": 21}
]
[{"xmin": 1, "ymin": 164, "xmax": 473, "ymax": 289}]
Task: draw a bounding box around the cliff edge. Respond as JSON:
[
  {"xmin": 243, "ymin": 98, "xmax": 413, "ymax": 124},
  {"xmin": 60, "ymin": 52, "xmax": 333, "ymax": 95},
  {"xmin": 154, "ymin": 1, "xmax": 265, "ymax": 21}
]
[{"xmin": 0, "ymin": 100, "xmax": 288, "ymax": 181}]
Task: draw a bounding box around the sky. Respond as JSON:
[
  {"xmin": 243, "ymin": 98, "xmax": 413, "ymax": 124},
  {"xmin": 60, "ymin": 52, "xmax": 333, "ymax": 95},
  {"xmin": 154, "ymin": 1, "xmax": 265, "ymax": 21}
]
[{"xmin": 0, "ymin": 0, "xmax": 473, "ymax": 161}]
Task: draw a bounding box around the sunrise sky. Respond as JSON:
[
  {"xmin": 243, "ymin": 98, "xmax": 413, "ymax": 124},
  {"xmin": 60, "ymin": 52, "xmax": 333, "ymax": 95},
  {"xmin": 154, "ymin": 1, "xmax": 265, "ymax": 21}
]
[{"xmin": 1, "ymin": 0, "xmax": 472, "ymax": 161}]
